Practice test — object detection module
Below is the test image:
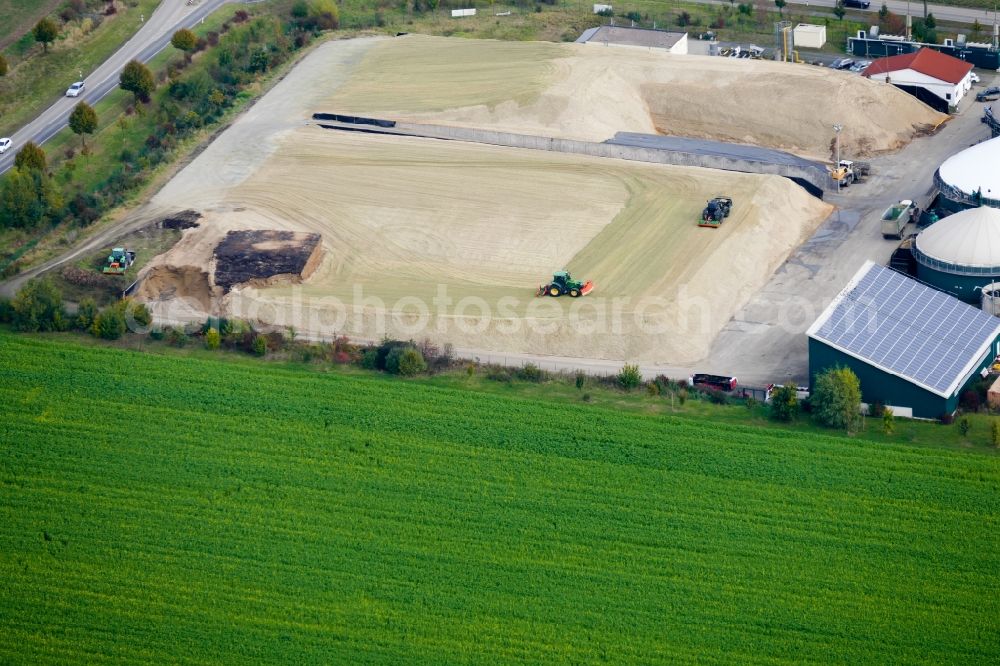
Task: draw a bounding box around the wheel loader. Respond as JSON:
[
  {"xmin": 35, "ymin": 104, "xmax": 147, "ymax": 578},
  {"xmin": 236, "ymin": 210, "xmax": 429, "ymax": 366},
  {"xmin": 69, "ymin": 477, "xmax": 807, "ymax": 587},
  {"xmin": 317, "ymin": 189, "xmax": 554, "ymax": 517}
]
[{"xmin": 535, "ymin": 271, "xmax": 594, "ymax": 298}]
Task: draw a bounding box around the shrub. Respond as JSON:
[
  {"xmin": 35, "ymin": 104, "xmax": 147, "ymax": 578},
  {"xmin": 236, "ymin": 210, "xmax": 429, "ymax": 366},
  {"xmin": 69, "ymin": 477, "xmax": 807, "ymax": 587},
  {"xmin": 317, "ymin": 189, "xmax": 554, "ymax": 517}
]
[
  {"xmin": 678, "ymin": 388, "xmax": 688, "ymax": 405},
  {"xmin": 706, "ymin": 389, "xmax": 728, "ymax": 405},
  {"xmin": 167, "ymin": 327, "xmax": 188, "ymax": 347},
  {"xmin": 960, "ymin": 390, "xmax": 981, "ymax": 412},
  {"xmin": 516, "ymin": 363, "xmax": 544, "ymax": 383},
  {"xmin": 76, "ymin": 297, "xmax": 98, "ymax": 331},
  {"xmin": 582, "ymin": 393, "xmax": 592, "ymax": 402},
  {"xmin": 575, "ymin": 372, "xmax": 586, "ymax": 391},
  {"xmin": 91, "ymin": 307, "xmax": 126, "ymax": 340},
  {"xmin": 992, "ymin": 420, "xmax": 1000, "ymax": 448},
  {"xmin": 811, "ymin": 366, "xmax": 862, "ymax": 433},
  {"xmin": 11, "ymin": 278, "xmax": 65, "ymax": 332},
  {"xmin": 617, "ymin": 363, "xmax": 642, "ymax": 391},
  {"xmin": 0, "ymin": 298, "xmax": 12, "ymax": 323},
  {"xmin": 647, "ymin": 382, "xmax": 660, "ymax": 397},
  {"xmin": 959, "ymin": 417, "xmax": 971, "ymax": 437},
  {"xmin": 882, "ymin": 407, "xmax": 894, "ymax": 435},
  {"xmin": 129, "ymin": 302, "xmax": 152, "ymax": 329},
  {"xmin": 769, "ymin": 384, "xmax": 798, "ymax": 422},
  {"xmin": 205, "ymin": 328, "xmax": 221, "ymax": 350},
  {"xmin": 485, "ymin": 366, "xmax": 513, "ymax": 383},
  {"xmin": 676, "ymin": 11, "xmax": 692, "ymax": 26},
  {"xmin": 869, "ymin": 401, "xmax": 885, "ymax": 418},
  {"xmin": 395, "ymin": 347, "xmax": 427, "ymax": 376},
  {"xmin": 360, "ymin": 349, "xmax": 378, "ymax": 369},
  {"xmin": 252, "ymin": 334, "xmax": 268, "ymax": 356},
  {"xmin": 149, "ymin": 327, "xmax": 165, "ymax": 341}
]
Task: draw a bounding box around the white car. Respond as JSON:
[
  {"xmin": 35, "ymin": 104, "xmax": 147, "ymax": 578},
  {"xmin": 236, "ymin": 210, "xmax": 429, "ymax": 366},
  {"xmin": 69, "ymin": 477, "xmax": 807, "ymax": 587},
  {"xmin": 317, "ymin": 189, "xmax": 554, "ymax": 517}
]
[
  {"xmin": 970, "ymin": 72, "xmax": 981, "ymax": 84},
  {"xmin": 0, "ymin": 137, "xmax": 11, "ymax": 154},
  {"xmin": 65, "ymin": 81, "xmax": 85, "ymax": 97}
]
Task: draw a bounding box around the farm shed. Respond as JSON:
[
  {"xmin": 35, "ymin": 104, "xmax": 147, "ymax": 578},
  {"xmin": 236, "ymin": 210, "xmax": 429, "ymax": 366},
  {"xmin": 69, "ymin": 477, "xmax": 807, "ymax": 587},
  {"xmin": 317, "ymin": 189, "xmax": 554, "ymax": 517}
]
[
  {"xmin": 793, "ymin": 24, "xmax": 826, "ymax": 49},
  {"xmin": 807, "ymin": 261, "xmax": 1000, "ymax": 419},
  {"xmin": 577, "ymin": 26, "xmax": 688, "ymax": 55},
  {"xmin": 862, "ymin": 47, "xmax": 974, "ymax": 112}
]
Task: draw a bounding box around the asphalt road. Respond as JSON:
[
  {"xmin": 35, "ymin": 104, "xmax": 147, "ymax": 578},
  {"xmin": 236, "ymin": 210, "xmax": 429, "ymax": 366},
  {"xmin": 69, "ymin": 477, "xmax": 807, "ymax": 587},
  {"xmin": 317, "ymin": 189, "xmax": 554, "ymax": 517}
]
[{"xmin": 0, "ymin": 0, "xmax": 235, "ymax": 176}]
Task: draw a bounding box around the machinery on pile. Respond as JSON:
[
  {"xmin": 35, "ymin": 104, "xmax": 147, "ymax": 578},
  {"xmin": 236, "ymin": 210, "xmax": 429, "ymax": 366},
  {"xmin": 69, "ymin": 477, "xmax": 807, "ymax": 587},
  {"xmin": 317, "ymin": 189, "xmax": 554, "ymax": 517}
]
[
  {"xmin": 102, "ymin": 248, "xmax": 135, "ymax": 275},
  {"xmin": 536, "ymin": 271, "xmax": 594, "ymax": 298},
  {"xmin": 698, "ymin": 196, "xmax": 733, "ymax": 228}
]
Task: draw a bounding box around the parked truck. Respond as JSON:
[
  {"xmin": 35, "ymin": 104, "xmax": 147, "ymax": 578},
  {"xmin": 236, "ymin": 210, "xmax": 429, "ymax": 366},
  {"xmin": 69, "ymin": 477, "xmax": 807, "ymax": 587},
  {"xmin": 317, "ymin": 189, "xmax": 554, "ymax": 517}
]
[
  {"xmin": 689, "ymin": 373, "xmax": 738, "ymax": 391},
  {"xmin": 880, "ymin": 200, "xmax": 916, "ymax": 239}
]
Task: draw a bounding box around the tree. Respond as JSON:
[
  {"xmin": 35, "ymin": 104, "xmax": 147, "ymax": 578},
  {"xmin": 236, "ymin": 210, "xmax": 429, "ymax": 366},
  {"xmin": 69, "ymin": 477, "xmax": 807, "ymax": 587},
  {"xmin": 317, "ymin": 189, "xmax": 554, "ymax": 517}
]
[
  {"xmin": 0, "ymin": 169, "xmax": 45, "ymax": 228},
  {"xmin": 924, "ymin": 12, "xmax": 935, "ymax": 30},
  {"xmin": 958, "ymin": 417, "xmax": 971, "ymax": 438},
  {"xmin": 811, "ymin": 366, "xmax": 862, "ymax": 433},
  {"xmin": 170, "ymin": 28, "xmax": 197, "ymax": 53},
  {"xmin": 33, "ymin": 17, "xmax": 59, "ymax": 53},
  {"xmin": 14, "ymin": 142, "xmax": 46, "ymax": 172},
  {"xmin": 774, "ymin": 0, "xmax": 786, "ymax": 17},
  {"xmin": 0, "ymin": 54, "xmax": 7, "ymax": 76},
  {"xmin": 878, "ymin": 2, "xmax": 889, "ymax": 21},
  {"xmin": 833, "ymin": 1, "xmax": 846, "ymax": 21},
  {"xmin": 119, "ymin": 59, "xmax": 155, "ymax": 103},
  {"xmin": 769, "ymin": 384, "xmax": 798, "ymax": 422},
  {"xmin": 69, "ymin": 102, "xmax": 98, "ymax": 147},
  {"xmin": 11, "ymin": 278, "xmax": 65, "ymax": 332}
]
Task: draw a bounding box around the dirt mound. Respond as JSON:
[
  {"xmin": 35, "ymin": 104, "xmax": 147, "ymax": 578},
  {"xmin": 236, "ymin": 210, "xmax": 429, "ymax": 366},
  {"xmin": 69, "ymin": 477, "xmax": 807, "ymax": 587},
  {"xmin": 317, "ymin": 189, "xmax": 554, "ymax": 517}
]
[
  {"xmin": 213, "ymin": 230, "xmax": 323, "ymax": 292},
  {"xmin": 328, "ymin": 36, "xmax": 945, "ymax": 160},
  {"xmin": 159, "ymin": 209, "xmax": 202, "ymax": 230},
  {"xmin": 136, "ymin": 264, "xmax": 213, "ymax": 310}
]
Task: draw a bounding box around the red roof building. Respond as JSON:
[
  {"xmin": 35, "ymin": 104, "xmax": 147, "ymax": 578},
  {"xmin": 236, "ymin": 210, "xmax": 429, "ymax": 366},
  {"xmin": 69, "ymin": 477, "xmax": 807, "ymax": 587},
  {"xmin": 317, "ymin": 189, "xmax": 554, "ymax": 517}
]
[{"xmin": 862, "ymin": 48, "xmax": 974, "ymax": 110}]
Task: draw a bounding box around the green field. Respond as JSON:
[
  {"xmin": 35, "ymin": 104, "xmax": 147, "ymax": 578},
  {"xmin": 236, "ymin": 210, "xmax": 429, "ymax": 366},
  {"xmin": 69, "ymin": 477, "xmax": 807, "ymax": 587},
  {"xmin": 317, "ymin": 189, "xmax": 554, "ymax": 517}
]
[{"xmin": 2, "ymin": 330, "xmax": 999, "ymax": 663}]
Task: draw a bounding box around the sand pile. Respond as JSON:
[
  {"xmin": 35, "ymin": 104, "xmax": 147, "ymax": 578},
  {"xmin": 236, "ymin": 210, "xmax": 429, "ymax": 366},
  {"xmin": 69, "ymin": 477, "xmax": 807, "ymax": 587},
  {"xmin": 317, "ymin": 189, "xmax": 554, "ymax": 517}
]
[{"xmin": 328, "ymin": 35, "xmax": 945, "ymax": 160}]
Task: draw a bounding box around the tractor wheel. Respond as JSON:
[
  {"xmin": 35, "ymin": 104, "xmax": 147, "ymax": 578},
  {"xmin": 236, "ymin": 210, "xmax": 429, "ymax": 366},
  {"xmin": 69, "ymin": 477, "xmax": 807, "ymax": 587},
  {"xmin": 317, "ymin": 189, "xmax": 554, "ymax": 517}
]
[
  {"xmin": 548, "ymin": 286, "xmax": 561, "ymax": 297},
  {"xmin": 569, "ymin": 288, "xmax": 581, "ymax": 298}
]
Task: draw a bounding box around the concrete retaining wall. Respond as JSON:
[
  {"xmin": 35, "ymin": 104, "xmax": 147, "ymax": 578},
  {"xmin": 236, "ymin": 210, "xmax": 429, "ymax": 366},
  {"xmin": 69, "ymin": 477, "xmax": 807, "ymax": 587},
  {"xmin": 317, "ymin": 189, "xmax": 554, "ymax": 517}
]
[{"xmin": 312, "ymin": 114, "xmax": 830, "ymax": 195}]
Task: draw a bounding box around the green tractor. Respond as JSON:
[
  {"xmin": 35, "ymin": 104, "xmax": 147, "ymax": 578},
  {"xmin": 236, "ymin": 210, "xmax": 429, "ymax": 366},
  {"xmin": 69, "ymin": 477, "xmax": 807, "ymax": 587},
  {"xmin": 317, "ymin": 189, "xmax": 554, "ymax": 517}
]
[
  {"xmin": 102, "ymin": 248, "xmax": 135, "ymax": 275},
  {"xmin": 536, "ymin": 270, "xmax": 594, "ymax": 298}
]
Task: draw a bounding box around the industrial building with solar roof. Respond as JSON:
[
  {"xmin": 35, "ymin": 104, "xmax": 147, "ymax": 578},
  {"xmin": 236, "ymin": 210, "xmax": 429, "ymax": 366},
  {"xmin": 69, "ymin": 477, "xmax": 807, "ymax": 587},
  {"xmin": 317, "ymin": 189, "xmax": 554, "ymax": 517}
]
[{"xmin": 807, "ymin": 261, "xmax": 1000, "ymax": 419}]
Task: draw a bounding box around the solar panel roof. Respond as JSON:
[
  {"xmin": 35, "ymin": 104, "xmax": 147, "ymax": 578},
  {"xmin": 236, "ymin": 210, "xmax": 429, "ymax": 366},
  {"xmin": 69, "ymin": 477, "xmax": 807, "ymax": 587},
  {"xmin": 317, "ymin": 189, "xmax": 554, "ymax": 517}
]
[{"xmin": 806, "ymin": 261, "xmax": 1000, "ymax": 397}]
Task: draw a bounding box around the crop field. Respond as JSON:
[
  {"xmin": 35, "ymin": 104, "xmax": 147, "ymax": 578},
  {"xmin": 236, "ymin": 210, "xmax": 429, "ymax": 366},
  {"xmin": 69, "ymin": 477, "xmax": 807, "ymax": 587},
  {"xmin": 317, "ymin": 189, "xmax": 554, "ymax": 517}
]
[{"xmin": 2, "ymin": 330, "xmax": 999, "ymax": 662}]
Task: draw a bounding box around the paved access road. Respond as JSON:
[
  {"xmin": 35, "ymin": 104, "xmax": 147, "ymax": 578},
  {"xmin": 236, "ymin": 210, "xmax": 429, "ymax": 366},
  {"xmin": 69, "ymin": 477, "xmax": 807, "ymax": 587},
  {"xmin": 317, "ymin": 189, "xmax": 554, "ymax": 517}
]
[{"xmin": 0, "ymin": 0, "xmax": 235, "ymax": 176}]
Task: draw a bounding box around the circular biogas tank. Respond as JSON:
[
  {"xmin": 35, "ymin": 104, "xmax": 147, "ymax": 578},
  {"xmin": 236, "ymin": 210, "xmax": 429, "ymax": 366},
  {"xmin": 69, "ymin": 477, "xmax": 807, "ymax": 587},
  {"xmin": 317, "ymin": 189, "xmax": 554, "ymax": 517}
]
[{"xmin": 913, "ymin": 207, "xmax": 1000, "ymax": 303}]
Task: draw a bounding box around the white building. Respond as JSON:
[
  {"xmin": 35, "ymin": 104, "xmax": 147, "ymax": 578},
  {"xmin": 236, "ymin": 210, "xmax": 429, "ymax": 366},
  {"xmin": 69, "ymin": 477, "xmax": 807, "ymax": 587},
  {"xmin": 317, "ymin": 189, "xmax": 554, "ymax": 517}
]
[
  {"xmin": 862, "ymin": 47, "xmax": 974, "ymax": 111},
  {"xmin": 793, "ymin": 24, "xmax": 826, "ymax": 49}
]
